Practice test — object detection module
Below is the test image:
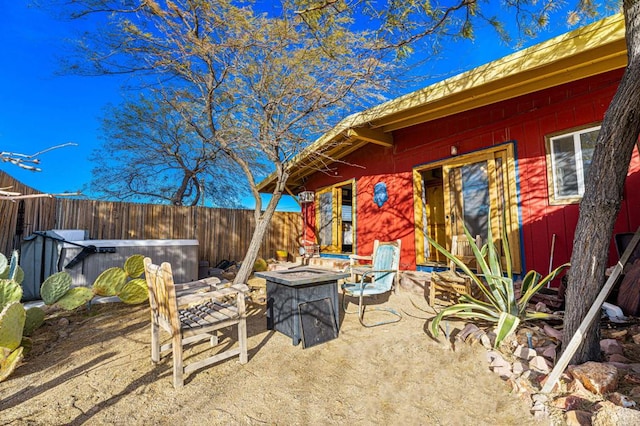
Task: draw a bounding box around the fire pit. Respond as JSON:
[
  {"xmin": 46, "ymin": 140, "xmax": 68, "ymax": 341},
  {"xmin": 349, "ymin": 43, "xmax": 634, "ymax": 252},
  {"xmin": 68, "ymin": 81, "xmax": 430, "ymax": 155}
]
[{"xmin": 255, "ymin": 267, "xmax": 348, "ymax": 346}]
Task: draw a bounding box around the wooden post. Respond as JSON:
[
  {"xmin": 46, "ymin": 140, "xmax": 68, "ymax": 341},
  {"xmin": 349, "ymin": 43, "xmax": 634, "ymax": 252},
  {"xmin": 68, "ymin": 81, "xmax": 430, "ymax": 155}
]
[{"xmin": 541, "ymin": 226, "xmax": 640, "ymax": 394}]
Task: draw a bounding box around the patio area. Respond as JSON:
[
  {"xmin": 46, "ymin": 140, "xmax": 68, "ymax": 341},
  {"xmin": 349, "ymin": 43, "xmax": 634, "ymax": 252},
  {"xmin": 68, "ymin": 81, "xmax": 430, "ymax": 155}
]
[{"xmin": 0, "ymin": 290, "xmax": 537, "ymax": 425}]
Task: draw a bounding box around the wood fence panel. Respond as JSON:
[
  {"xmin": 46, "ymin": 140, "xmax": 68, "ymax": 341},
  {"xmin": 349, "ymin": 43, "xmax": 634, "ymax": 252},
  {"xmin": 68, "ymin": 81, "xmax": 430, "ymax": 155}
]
[{"xmin": 0, "ymin": 171, "xmax": 301, "ymax": 266}]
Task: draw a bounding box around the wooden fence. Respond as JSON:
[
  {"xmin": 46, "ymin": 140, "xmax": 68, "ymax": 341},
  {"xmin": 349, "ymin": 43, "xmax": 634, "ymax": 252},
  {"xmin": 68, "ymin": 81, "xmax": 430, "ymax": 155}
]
[{"xmin": 0, "ymin": 171, "xmax": 301, "ymax": 266}]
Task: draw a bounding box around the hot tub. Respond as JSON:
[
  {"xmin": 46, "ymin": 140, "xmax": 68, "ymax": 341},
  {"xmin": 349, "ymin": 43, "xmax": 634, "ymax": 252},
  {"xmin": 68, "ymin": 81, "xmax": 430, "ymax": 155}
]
[{"xmin": 61, "ymin": 239, "xmax": 199, "ymax": 287}]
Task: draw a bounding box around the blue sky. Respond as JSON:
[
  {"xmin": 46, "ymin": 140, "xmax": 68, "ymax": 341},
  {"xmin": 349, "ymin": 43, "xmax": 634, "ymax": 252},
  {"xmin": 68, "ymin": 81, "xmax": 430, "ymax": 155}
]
[{"xmin": 0, "ymin": 2, "xmax": 613, "ymax": 212}]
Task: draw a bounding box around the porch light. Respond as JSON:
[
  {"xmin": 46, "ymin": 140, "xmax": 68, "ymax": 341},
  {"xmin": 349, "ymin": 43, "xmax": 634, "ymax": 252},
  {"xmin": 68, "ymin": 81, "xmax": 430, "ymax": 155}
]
[{"xmin": 451, "ymin": 145, "xmax": 458, "ymax": 156}]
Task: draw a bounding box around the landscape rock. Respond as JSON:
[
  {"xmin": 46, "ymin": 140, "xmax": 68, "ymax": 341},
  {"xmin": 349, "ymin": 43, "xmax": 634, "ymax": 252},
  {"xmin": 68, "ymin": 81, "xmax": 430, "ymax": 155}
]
[
  {"xmin": 551, "ymin": 395, "xmax": 590, "ymax": 411},
  {"xmin": 592, "ymin": 401, "xmax": 640, "ymax": 426},
  {"xmin": 565, "ymin": 410, "xmax": 593, "ymax": 426},
  {"xmin": 607, "ymin": 392, "xmax": 636, "ymax": 408},
  {"xmin": 569, "ymin": 362, "xmax": 619, "ymax": 395},
  {"xmin": 514, "ymin": 345, "xmax": 537, "ymax": 361},
  {"xmin": 628, "ymin": 386, "xmax": 640, "ymax": 398},
  {"xmin": 516, "ymin": 327, "xmax": 552, "ymax": 348},
  {"xmin": 600, "ymin": 339, "xmax": 624, "ymax": 356},
  {"xmin": 605, "ymin": 353, "xmax": 631, "ymax": 364},
  {"xmin": 604, "ymin": 361, "xmax": 631, "ymax": 372},
  {"xmin": 601, "ymin": 328, "xmax": 627, "ymax": 340},
  {"xmin": 512, "ymin": 360, "xmax": 525, "ymax": 376},
  {"xmin": 510, "ymin": 372, "xmax": 540, "ymax": 395},
  {"xmin": 543, "ymin": 324, "xmax": 563, "ymax": 341},
  {"xmin": 487, "ymin": 351, "xmax": 512, "ymax": 378},
  {"xmin": 536, "ymin": 344, "xmax": 557, "ymax": 361},
  {"xmin": 529, "ymin": 355, "xmax": 552, "ymax": 374},
  {"xmin": 623, "ymin": 372, "xmax": 640, "ymax": 385}
]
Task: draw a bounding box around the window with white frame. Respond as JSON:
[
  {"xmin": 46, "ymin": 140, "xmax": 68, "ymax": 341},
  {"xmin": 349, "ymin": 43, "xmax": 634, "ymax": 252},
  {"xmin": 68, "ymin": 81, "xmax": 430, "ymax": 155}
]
[{"xmin": 547, "ymin": 125, "xmax": 599, "ymax": 203}]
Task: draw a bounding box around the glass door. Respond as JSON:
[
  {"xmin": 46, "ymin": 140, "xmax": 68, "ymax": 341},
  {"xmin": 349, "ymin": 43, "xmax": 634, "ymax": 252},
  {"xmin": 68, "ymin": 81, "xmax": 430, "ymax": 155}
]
[{"xmin": 443, "ymin": 152, "xmax": 508, "ymax": 268}]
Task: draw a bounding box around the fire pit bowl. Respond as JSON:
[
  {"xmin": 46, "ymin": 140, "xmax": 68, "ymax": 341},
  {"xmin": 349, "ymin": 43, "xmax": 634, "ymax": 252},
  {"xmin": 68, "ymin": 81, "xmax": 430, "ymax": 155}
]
[{"xmin": 255, "ymin": 267, "xmax": 348, "ymax": 346}]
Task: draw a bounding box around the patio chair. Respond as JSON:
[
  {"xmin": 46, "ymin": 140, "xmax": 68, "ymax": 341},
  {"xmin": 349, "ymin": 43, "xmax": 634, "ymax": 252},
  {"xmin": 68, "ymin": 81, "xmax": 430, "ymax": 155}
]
[
  {"xmin": 341, "ymin": 239, "xmax": 402, "ymax": 327},
  {"xmin": 143, "ymin": 257, "xmax": 248, "ymax": 388},
  {"xmin": 449, "ymin": 234, "xmax": 482, "ymax": 272}
]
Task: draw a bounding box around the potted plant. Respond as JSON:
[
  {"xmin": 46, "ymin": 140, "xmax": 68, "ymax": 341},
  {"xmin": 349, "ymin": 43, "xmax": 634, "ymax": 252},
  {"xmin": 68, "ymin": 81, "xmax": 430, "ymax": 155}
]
[{"xmin": 275, "ymin": 250, "xmax": 288, "ymax": 262}]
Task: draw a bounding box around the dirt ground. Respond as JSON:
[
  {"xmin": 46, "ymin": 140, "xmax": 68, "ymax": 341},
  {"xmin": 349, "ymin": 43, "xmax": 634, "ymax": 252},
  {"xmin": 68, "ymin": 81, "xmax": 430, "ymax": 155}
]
[{"xmin": 0, "ymin": 288, "xmax": 543, "ymax": 425}]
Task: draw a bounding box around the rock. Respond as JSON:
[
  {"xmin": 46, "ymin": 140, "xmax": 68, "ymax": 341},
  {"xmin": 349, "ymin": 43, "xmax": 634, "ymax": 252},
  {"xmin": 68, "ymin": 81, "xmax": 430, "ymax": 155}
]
[
  {"xmin": 552, "ymin": 395, "xmax": 590, "ymax": 411},
  {"xmin": 604, "ymin": 362, "xmax": 631, "ymax": 372},
  {"xmin": 623, "ymin": 373, "xmax": 640, "ymax": 385},
  {"xmin": 534, "ymin": 301, "xmax": 552, "ymax": 313},
  {"xmin": 529, "ymin": 355, "xmax": 551, "ymax": 374},
  {"xmin": 630, "ymin": 363, "xmax": 640, "ymax": 374},
  {"xmin": 569, "ymin": 362, "xmax": 619, "ymax": 395},
  {"xmin": 632, "ymin": 333, "xmax": 640, "ymax": 345},
  {"xmin": 592, "ymin": 400, "xmax": 640, "ymax": 426},
  {"xmin": 628, "ymin": 386, "xmax": 640, "ymax": 398},
  {"xmin": 601, "ymin": 328, "xmax": 627, "ymax": 340},
  {"xmin": 600, "ymin": 339, "xmax": 624, "ymax": 356},
  {"xmin": 58, "ymin": 317, "xmax": 70, "ymax": 328},
  {"xmin": 607, "ymin": 392, "xmax": 636, "ymax": 408},
  {"xmin": 536, "ymin": 344, "xmax": 557, "ymax": 361},
  {"xmin": 543, "ymin": 324, "xmax": 563, "ymax": 340},
  {"xmin": 514, "ymin": 345, "xmax": 537, "ymax": 361},
  {"xmin": 487, "ymin": 351, "xmax": 512, "ymax": 378},
  {"xmin": 566, "ymin": 373, "xmax": 593, "ymax": 396},
  {"xmin": 516, "ymin": 327, "xmax": 553, "ymax": 348},
  {"xmin": 565, "ymin": 410, "xmax": 593, "ymax": 426},
  {"xmin": 606, "ymin": 353, "xmax": 631, "ymax": 363},
  {"xmin": 512, "ymin": 360, "xmax": 526, "ymax": 376}
]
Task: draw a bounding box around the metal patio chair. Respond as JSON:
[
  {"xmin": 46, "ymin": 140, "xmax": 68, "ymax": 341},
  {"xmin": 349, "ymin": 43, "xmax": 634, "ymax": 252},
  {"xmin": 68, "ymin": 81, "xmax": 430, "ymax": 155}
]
[{"xmin": 341, "ymin": 239, "xmax": 402, "ymax": 327}]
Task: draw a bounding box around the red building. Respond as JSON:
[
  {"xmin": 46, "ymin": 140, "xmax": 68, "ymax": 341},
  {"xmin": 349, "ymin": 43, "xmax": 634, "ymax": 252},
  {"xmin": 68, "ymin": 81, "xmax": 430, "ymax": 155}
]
[{"xmin": 259, "ymin": 14, "xmax": 640, "ymax": 277}]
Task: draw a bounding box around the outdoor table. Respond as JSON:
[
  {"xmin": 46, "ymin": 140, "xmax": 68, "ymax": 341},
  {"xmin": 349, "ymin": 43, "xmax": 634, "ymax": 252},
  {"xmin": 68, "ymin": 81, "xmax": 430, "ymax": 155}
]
[{"xmin": 255, "ymin": 267, "xmax": 348, "ymax": 346}]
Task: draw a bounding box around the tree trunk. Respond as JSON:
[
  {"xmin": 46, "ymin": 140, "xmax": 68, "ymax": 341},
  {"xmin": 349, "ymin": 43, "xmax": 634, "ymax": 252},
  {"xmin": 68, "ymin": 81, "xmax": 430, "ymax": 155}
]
[
  {"xmin": 233, "ymin": 190, "xmax": 284, "ymax": 285},
  {"xmin": 562, "ymin": 1, "xmax": 640, "ymax": 364}
]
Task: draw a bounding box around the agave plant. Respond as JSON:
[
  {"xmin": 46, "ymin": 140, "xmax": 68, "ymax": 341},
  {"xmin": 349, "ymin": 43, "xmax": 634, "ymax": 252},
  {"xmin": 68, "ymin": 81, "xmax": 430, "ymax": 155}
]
[{"xmin": 428, "ymin": 217, "xmax": 569, "ymax": 348}]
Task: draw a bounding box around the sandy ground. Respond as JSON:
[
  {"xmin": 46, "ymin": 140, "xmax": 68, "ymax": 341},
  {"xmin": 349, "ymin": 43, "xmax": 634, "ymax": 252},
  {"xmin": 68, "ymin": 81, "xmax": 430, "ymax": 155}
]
[{"xmin": 0, "ymin": 289, "xmax": 543, "ymax": 425}]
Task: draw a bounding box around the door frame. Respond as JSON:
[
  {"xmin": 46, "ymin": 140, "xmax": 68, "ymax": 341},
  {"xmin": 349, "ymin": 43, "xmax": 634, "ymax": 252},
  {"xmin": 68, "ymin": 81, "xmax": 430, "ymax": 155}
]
[
  {"xmin": 412, "ymin": 143, "xmax": 521, "ymax": 272},
  {"xmin": 315, "ymin": 179, "xmax": 356, "ymax": 254}
]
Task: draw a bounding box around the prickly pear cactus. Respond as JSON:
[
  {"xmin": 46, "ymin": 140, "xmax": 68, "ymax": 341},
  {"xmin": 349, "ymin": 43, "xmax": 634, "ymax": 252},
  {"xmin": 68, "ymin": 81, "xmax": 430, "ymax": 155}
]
[
  {"xmin": 123, "ymin": 254, "xmax": 145, "ymax": 279},
  {"xmin": 0, "ymin": 346, "xmax": 24, "ymax": 382},
  {"xmin": 55, "ymin": 287, "xmax": 94, "ymax": 311},
  {"xmin": 0, "ymin": 279, "xmax": 23, "ymax": 312},
  {"xmin": 40, "ymin": 271, "xmax": 72, "ymax": 305},
  {"xmin": 117, "ymin": 278, "xmax": 148, "ymax": 304},
  {"xmin": 23, "ymin": 307, "xmax": 46, "ymax": 336},
  {"xmin": 0, "ymin": 251, "xmax": 24, "ymax": 284},
  {"xmin": 92, "ymin": 267, "xmax": 127, "ymax": 297},
  {"xmin": 0, "ymin": 302, "xmax": 26, "ymax": 351}
]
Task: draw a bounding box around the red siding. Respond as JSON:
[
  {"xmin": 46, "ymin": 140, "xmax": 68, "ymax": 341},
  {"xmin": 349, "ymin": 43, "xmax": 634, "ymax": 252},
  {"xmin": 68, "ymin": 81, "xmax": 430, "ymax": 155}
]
[{"xmin": 304, "ymin": 69, "xmax": 640, "ymax": 274}]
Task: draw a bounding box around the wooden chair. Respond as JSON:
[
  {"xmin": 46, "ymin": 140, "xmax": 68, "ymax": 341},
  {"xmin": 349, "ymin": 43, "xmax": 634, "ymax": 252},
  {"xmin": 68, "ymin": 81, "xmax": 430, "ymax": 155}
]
[
  {"xmin": 429, "ymin": 234, "xmax": 481, "ymax": 306},
  {"xmin": 342, "ymin": 240, "xmax": 402, "ymax": 327},
  {"xmin": 143, "ymin": 257, "xmax": 248, "ymax": 388},
  {"xmin": 449, "ymin": 234, "xmax": 482, "ymax": 272}
]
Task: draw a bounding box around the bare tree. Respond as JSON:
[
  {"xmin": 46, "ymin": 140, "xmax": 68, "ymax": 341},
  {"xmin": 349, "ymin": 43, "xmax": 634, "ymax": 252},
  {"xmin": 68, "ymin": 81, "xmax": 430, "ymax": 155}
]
[
  {"xmin": 61, "ymin": 0, "xmax": 396, "ymax": 283},
  {"xmin": 88, "ymin": 92, "xmax": 245, "ymax": 207}
]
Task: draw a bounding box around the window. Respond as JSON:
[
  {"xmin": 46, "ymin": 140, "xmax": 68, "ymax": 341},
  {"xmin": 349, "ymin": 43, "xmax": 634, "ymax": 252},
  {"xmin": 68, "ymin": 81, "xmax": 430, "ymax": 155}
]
[
  {"xmin": 316, "ymin": 180, "xmax": 355, "ymax": 253},
  {"xmin": 547, "ymin": 125, "xmax": 599, "ymax": 204}
]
